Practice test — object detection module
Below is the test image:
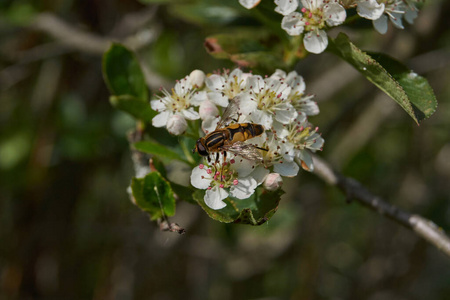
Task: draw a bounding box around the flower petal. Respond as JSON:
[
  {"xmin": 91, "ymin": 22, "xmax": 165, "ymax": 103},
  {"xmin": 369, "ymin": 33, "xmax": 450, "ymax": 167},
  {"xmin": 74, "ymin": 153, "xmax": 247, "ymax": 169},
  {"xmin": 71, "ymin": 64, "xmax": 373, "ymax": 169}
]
[
  {"xmin": 190, "ymin": 166, "xmax": 212, "ymax": 189},
  {"xmin": 152, "ymin": 111, "xmax": 171, "ymax": 127},
  {"xmin": 373, "ymin": 14, "xmax": 388, "ymax": 34},
  {"xmin": 150, "ymin": 99, "xmax": 166, "ymax": 111},
  {"xmin": 389, "ymin": 12, "xmax": 404, "ymax": 29},
  {"xmin": 205, "ymin": 186, "xmax": 228, "ymax": 210},
  {"xmin": 181, "ymin": 107, "xmax": 200, "ymax": 120},
  {"xmin": 303, "ymin": 30, "xmax": 328, "ymax": 54},
  {"xmin": 274, "ymin": 103, "xmax": 297, "ymax": 124},
  {"xmin": 281, "ymin": 12, "xmax": 305, "ymax": 36},
  {"xmin": 357, "ymin": 0, "xmax": 385, "ymax": 20},
  {"xmin": 274, "ymin": 160, "xmax": 299, "ymax": 177},
  {"xmin": 230, "ymin": 176, "xmax": 257, "ymax": 199},
  {"xmin": 275, "ymin": 0, "xmax": 298, "ymax": 16},
  {"xmin": 207, "ymin": 92, "xmax": 229, "ymax": 107},
  {"xmin": 239, "ymin": 0, "xmax": 261, "ymax": 9},
  {"xmin": 324, "ymin": 3, "xmax": 347, "ymax": 26}
]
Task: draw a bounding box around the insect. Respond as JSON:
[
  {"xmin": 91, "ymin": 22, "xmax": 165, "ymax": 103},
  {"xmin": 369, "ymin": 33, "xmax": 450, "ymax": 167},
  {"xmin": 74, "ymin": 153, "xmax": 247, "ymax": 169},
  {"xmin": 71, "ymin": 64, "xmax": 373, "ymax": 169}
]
[{"xmin": 193, "ymin": 96, "xmax": 266, "ymax": 163}]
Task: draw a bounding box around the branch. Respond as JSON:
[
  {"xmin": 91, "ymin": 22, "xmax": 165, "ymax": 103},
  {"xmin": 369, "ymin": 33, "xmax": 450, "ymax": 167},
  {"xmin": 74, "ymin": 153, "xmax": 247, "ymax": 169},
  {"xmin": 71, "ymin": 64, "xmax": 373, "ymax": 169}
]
[{"xmin": 312, "ymin": 154, "xmax": 450, "ymax": 258}]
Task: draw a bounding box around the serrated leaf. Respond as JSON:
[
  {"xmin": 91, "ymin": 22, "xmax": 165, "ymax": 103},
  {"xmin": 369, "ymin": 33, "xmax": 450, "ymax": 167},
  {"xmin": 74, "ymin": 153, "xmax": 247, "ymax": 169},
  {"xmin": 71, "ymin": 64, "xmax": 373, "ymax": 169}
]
[
  {"xmin": 109, "ymin": 95, "xmax": 155, "ymax": 122},
  {"xmin": 328, "ymin": 33, "xmax": 437, "ymax": 124},
  {"xmin": 193, "ymin": 188, "xmax": 284, "ymax": 225},
  {"xmin": 134, "ymin": 141, "xmax": 190, "ymax": 165},
  {"xmin": 102, "ymin": 43, "xmax": 148, "ymax": 102},
  {"xmin": 131, "ymin": 172, "xmax": 175, "ymax": 220}
]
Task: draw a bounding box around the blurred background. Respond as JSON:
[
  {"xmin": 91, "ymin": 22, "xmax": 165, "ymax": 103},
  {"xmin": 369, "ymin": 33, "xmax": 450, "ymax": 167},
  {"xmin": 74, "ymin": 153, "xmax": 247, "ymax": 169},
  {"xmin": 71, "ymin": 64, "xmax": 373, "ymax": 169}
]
[{"xmin": 1, "ymin": 0, "xmax": 450, "ymax": 299}]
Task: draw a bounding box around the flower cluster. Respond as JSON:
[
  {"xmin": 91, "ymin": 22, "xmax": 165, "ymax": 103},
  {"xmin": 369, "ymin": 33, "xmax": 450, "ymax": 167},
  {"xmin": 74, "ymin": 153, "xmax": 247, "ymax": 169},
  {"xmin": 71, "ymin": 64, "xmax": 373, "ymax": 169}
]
[
  {"xmin": 239, "ymin": 0, "xmax": 421, "ymax": 54},
  {"xmin": 151, "ymin": 68, "xmax": 324, "ymax": 210}
]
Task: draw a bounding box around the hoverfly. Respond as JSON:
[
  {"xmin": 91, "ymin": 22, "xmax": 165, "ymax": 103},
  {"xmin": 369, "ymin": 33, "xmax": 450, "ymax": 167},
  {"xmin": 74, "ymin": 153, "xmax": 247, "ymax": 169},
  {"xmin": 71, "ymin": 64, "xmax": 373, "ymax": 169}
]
[{"xmin": 193, "ymin": 96, "xmax": 266, "ymax": 163}]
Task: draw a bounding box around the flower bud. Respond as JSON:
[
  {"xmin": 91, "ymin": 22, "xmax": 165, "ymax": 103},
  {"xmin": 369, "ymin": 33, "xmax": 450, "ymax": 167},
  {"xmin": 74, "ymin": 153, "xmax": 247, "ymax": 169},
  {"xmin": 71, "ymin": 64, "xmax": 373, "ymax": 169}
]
[
  {"xmin": 199, "ymin": 100, "xmax": 219, "ymax": 120},
  {"xmin": 189, "ymin": 70, "xmax": 206, "ymax": 88},
  {"xmin": 167, "ymin": 114, "xmax": 187, "ymax": 135},
  {"xmin": 263, "ymin": 173, "xmax": 283, "ymax": 191}
]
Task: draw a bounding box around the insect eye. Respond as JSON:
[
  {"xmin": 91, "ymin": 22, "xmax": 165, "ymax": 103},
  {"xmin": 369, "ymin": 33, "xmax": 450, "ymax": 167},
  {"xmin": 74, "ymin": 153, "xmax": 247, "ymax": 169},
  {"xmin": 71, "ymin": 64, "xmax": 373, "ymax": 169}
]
[{"xmin": 196, "ymin": 141, "xmax": 208, "ymax": 156}]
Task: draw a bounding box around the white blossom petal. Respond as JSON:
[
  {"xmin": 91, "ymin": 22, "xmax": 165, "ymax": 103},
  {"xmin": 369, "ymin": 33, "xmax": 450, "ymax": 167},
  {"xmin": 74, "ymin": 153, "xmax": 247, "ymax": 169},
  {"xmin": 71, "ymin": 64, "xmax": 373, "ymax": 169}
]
[
  {"xmin": 297, "ymin": 150, "xmax": 314, "ymax": 171},
  {"xmin": 199, "ymin": 100, "xmax": 219, "ymax": 120},
  {"xmin": 190, "ymin": 166, "xmax": 212, "ymax": 189},
  {"xmin": 205, "ymin": 186, "xmax": 228, "ymax": 210},
  {"xmin": 202, "ymin": 116, "xmax": 220, "ymax": 134},
  {"xmin": 274, "ymin": 160, "xmax": 299, "ymax": 177},
  {"xmin": 389, "ymin": 12, "xmax": 404, "ymax": 29},
  {"xmin": 207, "ymin": 92, "xmax": 229, "ymax": 107},
  {"xmin": 324, "ymin": 3, "xmax": 347, "ymax": 26},
  {"xmin": 251, "ymin": 110, "xmax": 273, "ymax": 129},
  {"xmin": 357, "ymin": 0, "xmax": 385, "ymax": 20},
  {"xmin": 274, "ymin": 103, "xmax": 297, "ymax": 124},
  {"xmin": 181, "ymin": 107, "xmax": 200, "ymax": 120},
  {"xmin": 239, "ymin": 0, "xmax": 261, "ymax": 9},
  {"xmin": 281, "ymin": 12, "xmax": 305, "ymax": 36},
  {"xmin": 152, "ymin": 110, "xmax": 171, "ymax": 127},
  {"xmin": 404, "ymin": 6, "xmax": 418, "ymax": 24},
  {"xmin": 249, "ymin": 165, "xmax": 270, "ymax": 185},
  {"xmin": 150, "ymin": 99, "xmax": 166, "ymax": 112},
  {"xmin": 373, "ymin": 14, "xmax": 388, "ymax": 34},
  {"xmin": 275, "ymin": 0, "xmax": 298, "ymax": 16},
  {"xmin": 190, "ymin": 91, "xmax": 208, "ymax": 106},
  {"xmin": 229, "ymin": 176, "xmax": 257, "ymax": 199},
  {"xmin": 303, "ymin": 30, "xmax": 328, "ymax": 54}
]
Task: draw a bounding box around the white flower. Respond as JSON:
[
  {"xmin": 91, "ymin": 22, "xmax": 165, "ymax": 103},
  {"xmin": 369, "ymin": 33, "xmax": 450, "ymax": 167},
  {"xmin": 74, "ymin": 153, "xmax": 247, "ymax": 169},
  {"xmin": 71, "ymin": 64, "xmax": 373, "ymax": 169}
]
[
  {"xmin": 239, "ymin": 0, "xmax": 261, "ymax": 9},
  {"xmin": 263, "ymin": 173, "xmax": 283, "ymax": 191},
  {"xmin": 270, "ymin": 69, "xmax": 319, "ymax": 116},
  {"xmin": 281, "ymin": 0, "xmax": 346, "ymax": 54},
  {"xmin": 357, "ymin": 0, "xmax": 408, "ymax": 34},
  {"xmin": 403, "ymin": 2, "xmax": 418, "ymax": 25},
  {"xmin": 240, "ymin": 75, "xmax": 297, "ymax": 129},
  {"xmin": 150, "ymin": 76, "xmax": 206, "ymax": 135},
  {"xmin": 190, "ymin": 159, "xmax": 258, "ymax": 210},
  {"xmin": 205, "ymin": 68, "xmax": 252, "ymax": 108},
  {"xmin": 273, "ymin": 114, "xmax": 324, "ymax": 171},
  {"xmin": 275, "ymin": 0, "xmax": 299, "ymax": 16}
]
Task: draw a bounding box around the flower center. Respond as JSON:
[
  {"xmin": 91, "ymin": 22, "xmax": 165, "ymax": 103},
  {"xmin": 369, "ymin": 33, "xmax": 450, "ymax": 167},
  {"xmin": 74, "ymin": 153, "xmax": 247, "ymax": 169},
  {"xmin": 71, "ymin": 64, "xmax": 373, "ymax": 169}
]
[
  {"xmin": 301, "ymin": 7, "xmax": 325, "ymax": 31},
  {"xmin": 203, "ymin": 160, "xmax": 239, "ymax": 189},
  {"xmin": 255, "ymin": 89, "xmax": 284, "ymax": 113}
]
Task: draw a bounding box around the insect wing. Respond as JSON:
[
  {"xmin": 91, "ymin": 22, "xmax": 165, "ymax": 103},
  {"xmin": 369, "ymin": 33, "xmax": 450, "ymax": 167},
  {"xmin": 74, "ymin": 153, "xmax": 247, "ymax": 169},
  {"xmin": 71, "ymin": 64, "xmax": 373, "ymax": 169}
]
[
  {"xmin": 215, "ymin": 96, "xmax": 241, "ymax": 129},
  {"xmin": 223, "ymin": 141, "xmax": 263, "ymax": 162}
]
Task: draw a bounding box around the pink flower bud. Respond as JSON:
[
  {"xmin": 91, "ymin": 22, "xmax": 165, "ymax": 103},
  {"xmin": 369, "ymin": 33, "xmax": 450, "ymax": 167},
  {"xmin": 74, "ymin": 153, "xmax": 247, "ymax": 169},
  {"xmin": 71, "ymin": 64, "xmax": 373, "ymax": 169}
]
[
  {"xmin": 166, "ymin": 114, "xmax": 187, "ymax": 135},
  {"xmin": 263, "ymin": 173, "xmax": 283, "ymax": 191},
  {"xmin": 199, "ymin": 100, "xmax": 219, "ymax": 120},
  {"xmin": 189, "ymin": 70, "xmax": 206, "ymax": 88}
]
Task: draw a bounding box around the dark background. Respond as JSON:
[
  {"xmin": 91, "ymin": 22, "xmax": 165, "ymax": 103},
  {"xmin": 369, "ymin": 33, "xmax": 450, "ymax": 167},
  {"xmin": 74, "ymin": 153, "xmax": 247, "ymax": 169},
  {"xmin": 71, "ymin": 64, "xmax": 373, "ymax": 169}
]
[{"xmin": 1, "ymin": 0, "xmax": 450, "ymax": 299}]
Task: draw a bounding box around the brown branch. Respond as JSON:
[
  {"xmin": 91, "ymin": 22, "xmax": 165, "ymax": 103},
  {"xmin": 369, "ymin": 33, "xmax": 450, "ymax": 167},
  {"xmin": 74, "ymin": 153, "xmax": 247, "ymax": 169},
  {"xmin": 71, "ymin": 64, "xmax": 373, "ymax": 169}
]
[{"xmin": 312, "ymin": 154, "xmax": 450, "ymax": 258}]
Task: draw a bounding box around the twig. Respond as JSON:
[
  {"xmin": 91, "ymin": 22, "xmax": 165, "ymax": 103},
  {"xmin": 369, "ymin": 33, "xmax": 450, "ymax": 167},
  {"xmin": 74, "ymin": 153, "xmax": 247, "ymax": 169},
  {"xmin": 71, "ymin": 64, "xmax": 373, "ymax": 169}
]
[{"xmin": 312, "ymin": 154, "xmax": 450, "ymax": 258}]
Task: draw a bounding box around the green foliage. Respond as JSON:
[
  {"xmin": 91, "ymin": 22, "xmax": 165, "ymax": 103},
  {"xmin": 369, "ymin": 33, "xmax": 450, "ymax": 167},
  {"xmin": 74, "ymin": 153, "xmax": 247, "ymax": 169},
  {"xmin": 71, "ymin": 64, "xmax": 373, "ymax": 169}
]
[
  {"xmin": 109, "ymin": 95, "xmax": 156, "ymax": 122},
  {"xmin": 102, "ymin": 43, "xmax": 148, "ymax": 102},
  {"xmin": 133, "ymin": 141, "xmax": 191, "ymax": 165},
  {"xmin": 131, "ymin": 172, "xmax": 176, "ymax": 220},
  {"xmin": 327, "ymin": 33, "xmax": 437, "ymax": 124},
  {"xmin": 193, "ymin": 188, "xmax": 284, "ymax": 225}
]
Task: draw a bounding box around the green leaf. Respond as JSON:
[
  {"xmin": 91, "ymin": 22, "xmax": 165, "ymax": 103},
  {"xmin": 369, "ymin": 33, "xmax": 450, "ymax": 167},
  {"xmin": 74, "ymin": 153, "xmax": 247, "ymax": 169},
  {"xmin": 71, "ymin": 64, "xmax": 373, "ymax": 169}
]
[
  {"xmin": 131, "ymin": 172, "xmax": 176, "ymax": 220},
  {"xmin": 109, "ymin": 95, "xmax": 155, "ymax": 122},
  {"xmin": 328, "ymin": 33, "xmax": 437, "ymax": 124},
  {"xmin": 102, "ymin": 43, "xmax": 148, "ymax": 102},
  {"xmin": 193, "ymin": 188, "xmax": 284, "ymax": 225},
  {"xmin": 134, "ymin": 141, "xmax": 190, "ymax": 165}
]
